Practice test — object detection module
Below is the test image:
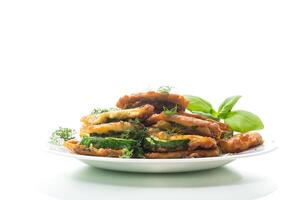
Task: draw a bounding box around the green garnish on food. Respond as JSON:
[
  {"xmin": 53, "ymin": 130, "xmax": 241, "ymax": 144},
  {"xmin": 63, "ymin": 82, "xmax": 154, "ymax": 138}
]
[
  {"xmin": 49, "ymin": 127, "xmax": 76, "ymax": 145},
  {"xmin": 162, "ymin": 106, "xmax": 177, "ymax": 116},
  {"xmin": 90, "ymin": 108, "xmax": 119, "ymax": 115},
  {"xmin": 56, "ymin": 89, "xmax": 266, "ymax": 160},
  {"xmin": 128, "ymin": 118, "xmax": 142, "ymax": 125},
  {"xmin": 80, "ymin": 136, "xmax": 144, "ymax": 158},
  {"xmin": 157, "ymin": 86, "xmax": 173, "ymax": 94},
  {"xmin": 222, "ymin": 130, "xmax": 234, "ymax": 139},
  {"xmin": 184, "ymin": 95, "xmax": 264, "ymax": 132},
  {"xmin": 120, "ymin": 148, "xmax": 134, "ymax": 158},
  {"xmin": 80, "ymin": 136, "xmax": 138, "ymax": 150},
  {"xmin": 143, "ymin": 136, "xmax": 189, "ymax": 152},
  {"xmin": 224, "ymin": 110, "xmax": 264, "ymax": 133},
  {"xmin": 184, "ymin": 95, "xmax": 214, "ymax": 114},
  {"xmin": 120, "ymin": 127, "xmax": 147, "ymax": 141},
  {"xmin": 218, "ymin": 96, "xmax": 241, "ymax": 118}
]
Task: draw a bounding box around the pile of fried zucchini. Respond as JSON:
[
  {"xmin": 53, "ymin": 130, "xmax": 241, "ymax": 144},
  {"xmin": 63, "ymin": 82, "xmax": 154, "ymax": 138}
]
[{"xmin": 64, "ymin": 91, "xmax": 263, "ymax": 158}]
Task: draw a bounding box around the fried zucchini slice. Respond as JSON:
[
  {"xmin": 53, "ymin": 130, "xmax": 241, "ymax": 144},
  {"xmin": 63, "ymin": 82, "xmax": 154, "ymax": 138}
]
[
  {"xmin": 64, "ymin": 139, "xmax": 125, "ymax": 157},
  {"xmin": 169, "ymin": 135, "xmax": 217, "ymax": 150},
  {"xmin": 218, "ymin": 132, "xmax": 263, "ymax": 153},
  {"xmin": 116, "ymin": 91, "xmax": 189, "ymax": 113},
  {"xmin": 143, "ymin": 136, "xmax": 190, "ymax": 152},
  {"xmin": 65, "ymin": 137, "xmax": 142, "ymax": 158},
  {"xmin": 179, "ymin": 112, "xmax": 230, "ymax": 131},
  {"xmin": 146, "ymin": 113, "xmax": 222, "ymax": 139},
  {"xmin": 81, "ymin": 105, "xmax": 154, "ymax": 125},
  {"xmin": 80, "ymin": 121, "xmax": 136, "ymax": 137},
  {"xmin": 146, "ymin": 130, "xmax": 217, "ymax": 150},
  {"xmin": 80, "ymin": 136, "xmax": 138, "ymax": 150}
]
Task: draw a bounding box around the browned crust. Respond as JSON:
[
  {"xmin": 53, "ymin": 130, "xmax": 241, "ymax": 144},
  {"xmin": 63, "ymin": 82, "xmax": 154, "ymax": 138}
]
[
  {"xmin": 218, "ymin": 132, "xmax": 263, "ymax": 153},
  {"xmin": 116, "ymin": 91, "xmax": 189, "ymax": 112},
  {"xmin": 64, "ymin": 140, "xmax": 124, "ymax": 157},
  {"xmin": 144, "ymin": 148, "xmax": 220, "ymax": 159},
  {"xmin": 81, "ymin": 104, "xmax": 154, "ymax": 125},
  {"xmin": 179, "ymin": 112, "xmax": 230, "ymax": 131},
  {"xmin": 146, "ymin": 113, "xmax": 222, "ymax": 139},
  {"xmin": 80, "ymin": 121, "xmax": 135, "ymax": 137},
  {"xmin": 147, "ymin": 130, "xmax": 217, "ymax": 150},
  {"xmin": 169, "ymin": 135, "xmax": 217, "ymax": 150}
]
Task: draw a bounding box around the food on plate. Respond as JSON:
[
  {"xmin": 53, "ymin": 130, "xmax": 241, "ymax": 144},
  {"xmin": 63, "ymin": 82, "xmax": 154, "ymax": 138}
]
[
  {"xmin": 64, "ymin": 139, "xmax": 127, "ymax": 157},
  {"xmin": 218, "ymin": 132, "xmax": 263, "ymax": 153},
  {"xmin": 144, "ymin": 148, "xmax": 220, "ymax": 159},
  {"xmin": 51, "ymin": 87, "xmax": 265, "ymax": 159},
  {"xmin": 80, "ymin": 121, "xmax": 138, "ymax": 137},
  {"xmin": 146, "ymin": 113, "xmax": 222, "ymax": 139},
  {"xmin": 179, "ymin": 112, "xmax": 230, "ymax": 131},
  {"xmin": 116, "ymin": 90, "xmax": 189, "ymax": 113},
  {"xmin": 81, "ymin": 105, "xmax": 154, "ymax": 125}
]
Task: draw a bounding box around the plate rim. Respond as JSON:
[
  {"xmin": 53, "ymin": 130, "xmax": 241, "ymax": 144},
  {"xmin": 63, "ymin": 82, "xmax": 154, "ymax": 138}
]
[{"xmin": 45, "ymin": 140, "xmax": 277, "ymax": 163}]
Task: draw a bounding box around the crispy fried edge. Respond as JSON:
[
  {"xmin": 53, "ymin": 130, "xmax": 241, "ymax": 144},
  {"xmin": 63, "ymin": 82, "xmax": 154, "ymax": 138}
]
[
  {"xmin": 146, "ymin": 130, "xmax": 217, "ymax": 151},
  {"xmin": 144, "ymin": 148, "xmax": 220, "ymax": 159},
  {"xmin": 146, "ymin": 113, "xmax": 222, "ymax": 139},
  {"xmin": 80, "ymin": 121, "xmax": 135, "ymax": 137},
  {"xmin": 179, "ymin": 112, "xmax": 230, "ymax": 131},
  {"xmin": 218, "ymin": 132, "xmax": 263, "ymax": 153},
  {"xmin": 64, "ymin": 139, "xmax": 124, "ymax": 157},
  {"xmin": 169, "ymin": 135, "xmax": 217, "ymax": 150},
  {"xmin": 116, "ymin": 91, "xmax": 189, "ymax": 110},
  {"xmin": 81, "ymin": 104, "xmax": 154, "ymax": 125}
]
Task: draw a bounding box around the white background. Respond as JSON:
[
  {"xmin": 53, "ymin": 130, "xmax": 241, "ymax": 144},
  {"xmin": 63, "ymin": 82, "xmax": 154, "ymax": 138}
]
[{"xmin": 0, "ymin": 0, "xmax": 299, "ymax": 199}]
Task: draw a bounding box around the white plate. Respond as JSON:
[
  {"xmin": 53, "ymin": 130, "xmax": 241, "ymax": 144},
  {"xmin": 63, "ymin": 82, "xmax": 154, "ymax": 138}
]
[{"xmin": 47, "ymin": 140, "xmax": 277, "ymax": 173}]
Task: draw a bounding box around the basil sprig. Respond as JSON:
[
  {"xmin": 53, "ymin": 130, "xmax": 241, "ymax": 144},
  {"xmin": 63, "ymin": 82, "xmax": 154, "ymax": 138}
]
[
  {"xmin": 218, "ymin": 96, "xmax": 241, "ymax": 118},
  {"xmin": 184, "ymin": 95, "xmax": 215, "ymax": 114},
  {"xmin": 184, "ymin": 95, "xmax": 264, "ymax": 133}
]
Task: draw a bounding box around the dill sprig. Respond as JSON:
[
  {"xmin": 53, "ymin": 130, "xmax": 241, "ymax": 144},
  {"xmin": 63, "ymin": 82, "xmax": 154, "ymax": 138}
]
[
  {"xmin": 90, "ymin": 107, "xmax": 119, "ymax": 115},
  {"xmin": 49, "ymin": 127, "xmax": 76, "ymax": 145},
  {"xmin": 222, "ymin": 130, "xmax": 234, "ymax": 139},
  {"xmin": 157, "ymin": 86, "xmax": 173, "ymax": 94},
  {"xmin": 163, "ymin": 106, "xmax": 177, "ymax": 116},
  {"xmin": 128, "ymin": 118, "xmax": 142, "ymax": 125},
  {"xmin": 120, "ymin": 127, "xmax": 147, "ymax": 141},
  {"xmin": 120, "ymin": 148, "xmax": 134, "ymax": 158}
]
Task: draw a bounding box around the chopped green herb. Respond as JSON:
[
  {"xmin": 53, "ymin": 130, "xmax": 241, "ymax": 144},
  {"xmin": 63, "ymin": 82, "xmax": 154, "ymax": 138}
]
[
  {"xmin": 128, "ymin": 118, "xmax": 142, "ymax": 124},
  {"xmin": 165, "ymin": 123, "xmax": 185, "ymax": 134},
  {"xmin": 49, "ymin": 127, "xmax": 76, "ymax": 145},
  {"xmin": 80, "ymin": 136, "xmax": 138, "ymax": 150},
  {"xmin": 90, "ymin": 108, "xmax": 119, "ymax": 115},
  {"xmin": 222, "ymin": 130, "xmax": 234, "ymax": 139},
  {"xmin": 120, "ymin": 148, "xmax": 134, "ymax": 158},
  {"xmin": 157, "ymin": 86, "xmax": 173, "ymax": 94},
  {"xmin": 143, "ymin": 136, "xmax": 189, "ymax": 152},
  {"xmin": 163, "ymin": 106, "xmax": 177, "ymax": 116},
  {"xmin": 120, "ymin": 127, "xmax": 147, "ymax": 140}
]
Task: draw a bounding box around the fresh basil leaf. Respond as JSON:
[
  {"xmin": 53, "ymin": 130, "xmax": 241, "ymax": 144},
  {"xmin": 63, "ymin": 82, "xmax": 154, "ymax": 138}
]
[
  {"xmin": 184, "ymin": 95, "xmax": 214, "ymax": 114},
  {"xmin": 224, "ymin": 110, "xmax": 264, "ymax": 132},
  {"xmin": 218, "ymin": 96, "xmax": 241, "ymax": 118}
]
